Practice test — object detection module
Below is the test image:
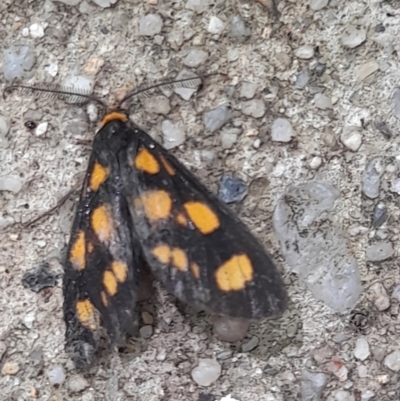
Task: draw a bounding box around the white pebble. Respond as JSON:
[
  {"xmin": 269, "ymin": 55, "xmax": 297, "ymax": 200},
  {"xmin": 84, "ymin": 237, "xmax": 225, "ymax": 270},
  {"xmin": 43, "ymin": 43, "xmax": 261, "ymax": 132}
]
[
  {"xmin": 271, "ymin": 118, "xmax": 295, "ymax": 142},
  {"xmin": 91, "ymin": 0, "xmax": 119, "ymax": 7},
  {"xmin": 340, "ymin": 128, "xmax": 361, "ymax": 151},
  {"xmin": 310, "ymin": 0, "xmax": 328, "ymax": 10},
  {"xmin": 370, "ymin": 282, "xmax": 390, "ymax": 311},
  {"xmin": 35, "ymin": 122, "xmax": 48, "ymax": 137},
  {"xmin": 29, "ymin": 23, "xmax": 44, "ymax": 38},
  {"xmin": 390, "ymin": 178, "xmax": 400, "ymax": 194},
  {"xmin": 207, "ymin": 16, "xmax": 224, "ymax": 35},
  {"xmin": 183, "ymin": 49, "xmax": 208, "ymax": 68},
  {"xmin": 161, "ymin": 120, "xmax": 185, "ymax": 150},
  {"xmin": 341, "ymin": 26, "xmax": 366, "ymax": 48},
  {"xmin": 353, "ymin": 338, "xmax": 370, "ymax": 361},
  {"xmin": 294, "ymin": 45, "xmax": 314, "ymax": 59},
  {"xmin": 384, "ymin": 350, "xmax": 400, "ymax": 372},
  {"xmin": 0, "ymin": 175, "xmax": 23, "ymax": 193},
  {"xmin": 314, "ymin": 93, "xmax": 332, "ymax": 109},
  {"xmin": 22, "ymin": 27, "xmax": 29, "ymax": 37},
  {"xmin": 309, "ymin": 156, "xmax": 322, "ymax": 169},
  {"xmin": 47, "ymin": 365, "xmax": 66, "ymax": 386},
  {"xmin": 139, "ymin": 14, "xmax": 163, "ymax": 37},
  {"xmin": 46, "ymin": 62, "xmax": 58, "ymax": 77},
  {"xmin": 357, "ymin": 365, "xmax": 367, "ymax": 378},
  {"xmin": 392, "ymin": 284, "xmax": 400, "ymax": 301},
  {"xmin": 191, "ymin": 359, "xmax": 221, "ymax": 386},
  {"xmin": 87, "ymin": 104, "xmax": 98, "ymax": 122},
  {"xmin": 354, "ymin": 61, "xmax": 379, "ymax": 82},
  {"xmin": 67, "ymin": 375, "xmax": 90, "ymax": 393}
]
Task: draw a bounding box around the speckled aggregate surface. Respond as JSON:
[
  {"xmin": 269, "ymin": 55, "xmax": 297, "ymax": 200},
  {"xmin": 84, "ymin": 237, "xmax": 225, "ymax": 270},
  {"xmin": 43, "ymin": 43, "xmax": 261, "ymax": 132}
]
[{"xmin": 1, "ymin": 0, "xmax": 400, "ymax": 400}]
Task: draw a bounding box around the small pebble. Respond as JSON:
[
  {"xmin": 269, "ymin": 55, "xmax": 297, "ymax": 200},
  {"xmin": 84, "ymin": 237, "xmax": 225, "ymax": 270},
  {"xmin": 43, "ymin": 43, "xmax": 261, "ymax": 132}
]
[
  {"xmin": 361, "ymin": 157, "xmax": 385, "ymax": 199},
  {"xmin": 335, "ymin": 390, "xmax": 354, "ymax": 401},
  {"xmin": 384, "ymin": 350, "xmax": 400, "ymax": 372},
  {"xmin": 186, "ymin": 0, "xmax": 207, "ymax": 13},
  {"xmin": 207, "ymin": 16, "xmax": 224, "ymax": 35},
  {"xmin": 366, "ymin": 242, "xmax": 394, "ymax": 262},
  {"xmin": 161, "ymin": 120, "xmax": 185, "ymax": 150},
  {"xmin": 271, "ymin": 118, "xmax": 295, "ymax": 142},
  {"xmin": 310, "ymin": 0, "xmax": 328, "ymax": 10},
  {"xmin": 46, "ymin": 62, "xmax": 58, "ymax": 77},
  {"xmin": 353, "ymin": 338, "xmax": 370, "ymax": 361},
  {"xmin": 191, "ymin": 359, "xmax": 221, "ymax": 386},
  {"xmin": 91, "ymin": 0, "xmax": 118, "ymax": 6},
  {"xmin": 67, "ymin": 375, "xmax": 90, "ymax": 393},
  {"xmin": 0, "ymin": 175, "xmax": 23, "ymax": 193},
  {"xmin": 84, "ymin": 56, "xmax": 105, "ymax": 75},
  {"xmin": 2, "ymin": 45, "xmax": 36, "ymax": 81},
  {"xmin": 1, "ymin": 361, "xmax": 19, "ymax": 375},
  {"xmin": 139, "ymin": 14, "xmax": 163, "ymax": 37},
  {"xmin": 361, "ymin": 390, "xmax": 375, "ymax": 401},
  {"xmin": 374, "ymin": 121, "xmax": 391, "ymax": 139},
  {"xmin": 375, "ymin": 23, "xmax": 385, "ymax": 33},
  {"xmin": 314, "ymin": 93, "xmax": 332, "ymax": 109},
  {"xmin": 140, "ymin": 325, "xmax": 153, "ymax": 339},
  {"xmin": 341, "ymin": 26, "xmax": 367, "ymax": 48},
  {"xmin": 213, "ymin": 316, "xmax": 250, "ymax": 342},
  {"xmin": 326, "ymin": 359, "xmax": 348, "ymax": 381},
  {"xmin": 354, "ymin": 61, "xmax": 379, "ymax": 82},
  {"xmin": 174, "ymin": 70, "xmax": 201, "ymax": 101},
  {"xmin": 229, "ymin": 15, "xmax": 250, "ymax": 41},
  {"xmin": 218, "ymin": 175, "xmax": 248, "ymax": 204},
  {"xmin": 35, "ymin": 122, "xmax": 48, "ymax": 137},
  {"xmin": 301, "ymin": 369, "xmax": 329, "ymax": 401},
  {"xmin": 369, "ymin": 282, "xmax": 390, "ymax": 311},
  {"xmin": 143, "ymin": 96, "xmax": 171, "ymax": 115},
  {"xmin": 340, "ymin": 127, "xmax": 361, "ymax": 151},
  {"xmin": 220, "ymin": 129, "xmax": 239, "ymax": 149},
  {"xmin": 241, "ymin": 336, "xmax": 259, "ymax": 352},
  {"xmin": 294, "ymin": 45, "xmax": 314, "ymax": 59},
  {"xmin": 142, "ymin": 311, "xmax": 154, "ymax": 325},
  {"xmin": 240, "ymin": 82, "xmax": 258, "ymax": 99},
  {"xmin": 392, "ymin": 285, "xmax": 400, "ymax": 301},
  {"xmin": 0, "ymin": 342, "xmax": 6, "ymax": 360},
  {"xmin": 22, "ymin": 265, "xmax": 58, "ymax": 293},
  {"xmin": 241, "ymin": 99, "xmax": 266, "ymax": 118},
  {"xmin": 391, "ymin": 89, "xmax": 400, "ymax": 120},
  {"xmin": 29, "ymin": 23, "xmax": 44, "ymax": 38},
  {"xmin": 295, "ymin": 69, "xmax": 310, "ymax": 89},
  {"xmin": 309, "ymin": 156, "xmax": 322, "ymax": 169},
  {"xmin": 203, "ymin": 105, "xmax": 231, "ymax": 133},
  {"xmin": 0, "ymin": 114, "xmax": 11, "ymax": 147},
  {"xmin": 183, "ymin": 49, "xmax": 208, "ymax": 68},
  {"xmin": 357, "ymin": 365, "xmax": 367, "ymax": 378},
  {"xmin": 47, "ymin": 365, "xmax": 66, "ymax": 385}
]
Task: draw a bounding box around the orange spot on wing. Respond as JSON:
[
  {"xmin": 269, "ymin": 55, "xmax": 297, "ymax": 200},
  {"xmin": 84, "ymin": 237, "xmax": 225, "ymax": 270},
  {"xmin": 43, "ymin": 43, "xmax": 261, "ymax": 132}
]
[
  {"xmin": 215, "ymin": 254, "xmax": 254, "ymax": 292},
  {"xmin": 69, "ymin": 230, "xmax": 86, "ymax": 270},
  {"xmin": 101, "ymin": 111, "xmax": 128, "ymax": 126},
  {"xmin": 111, "ymin": 261, "xmax": 128, "ymax": 283},
  {"xmin": 89, "ymin": 162, "xmax": 110, "ymax": 191},
  {"xmin": 140, "ymin": 190, "xmax": 172, "ymax": 222},
  {"xmin": 176, "ymin": 212, "xmax": 188, "ymax": 227},
  {"xmin": 159, "ymin": 155, "xmax": 175, "ymax": 175},
  {"xmin": 103, "ymin": 270, "xmax": 118, "ymax": 296},
  {"xmin": 184, "ymin": 201, "xmax": 220, "ymax": 234},
  {"xmin": 171, "ymin": 248, "xmax": 188, "ymax": 272},
  {"xmin": 91, "ymin": 204, "xmax": 113, "ymax": 242},
  {"xmin": 134, "ymin": 147, "xmax": 160, "ymax": 174},
  {"xmin": 76, "ymin": 299, "xmax": 98, "ymax": 330},
  {"xmin": 190, "ymin": 262, "xmax": 200, "ymax": 279},
  {"xmin": 152, "ymin": 244, "xmax": 171, "ymax": 264}
]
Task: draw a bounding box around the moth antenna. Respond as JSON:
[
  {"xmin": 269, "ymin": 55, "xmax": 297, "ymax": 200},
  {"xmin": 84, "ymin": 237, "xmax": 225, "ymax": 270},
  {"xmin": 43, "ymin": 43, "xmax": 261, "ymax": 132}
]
[
  {"xmin": 119, "ymin": 72, "xmax": 219, "ymax": 106},
  {"xmin": 3, "ymin": 83, "xmax": 106, "ymax": 107}
]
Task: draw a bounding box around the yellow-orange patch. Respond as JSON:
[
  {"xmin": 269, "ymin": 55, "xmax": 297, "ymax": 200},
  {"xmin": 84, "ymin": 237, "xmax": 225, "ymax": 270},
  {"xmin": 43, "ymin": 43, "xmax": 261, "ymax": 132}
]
[
  {"xmin": 176, "ymin": 212, "xmax": 188, "ymax": 226},
  {"xmin": 171, "ymin": 248, "xmax": 188, "ymax": 272},
  {"xmin": 91, "ymin": 204, "xmax": 112, "ymax": 242},
  {"xmin": 152, "ymin": 244, "xmax": 171, "ymax": 264},
  {"xmin": 184, "ymin": 201, "xmax": 220, "ymax": 235},
  {"xmin": 103, "ymin": 270, "xmax": 118, "ymax": 296},
  {"xmin": 69, "ymin": 230, "xmax": 86, "ymax": 270},
  {"xmin": 89, "ymin": 162, "xmax": 110, "ymax": 191},
  {"xmin": 160, "ymin": 155, "xmax": 175, "ymax": 175},
  {"xmin": 141, "ymin": 190, "xmax": 172, "ymax": 222},
  {"xmin": 101, "ymin": 111, "xmax": 128, "ymax": 126},
  {"xmin": 190, "ymin": 262, "xmax": 200, "ymax": 279},
  {"xmin": 134, "ymin": 147, "xmax": 160, "ymax": 174},
  {"xmin": 215, "ymin": 254, "xmax": 254, "ymax": 292},
  {"xmin": 76, "ymin": 299, "xmax": 97, "ymax": 330},
  {"xmin": 111, "ymin": 260, "xmax": 128, "ymax": 283}
]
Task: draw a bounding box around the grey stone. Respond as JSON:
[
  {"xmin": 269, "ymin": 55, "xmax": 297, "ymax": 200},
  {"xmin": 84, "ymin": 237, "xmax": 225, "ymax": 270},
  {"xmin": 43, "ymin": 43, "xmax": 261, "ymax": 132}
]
[
  {"xmin": 207, "ymin": 16, "xmax": 224, "ymax": 35},
  {"xmin": 67, "ymin": 375, "xmax": 90, "ymax": 393},
  {"xmin": 218, "ymin": 175, "xmax": 248, "ymax": 204},
  {"xmin": 47, "ymin": 365, "xmax": 66, "ymax": 386},
  {"xmin": 213, "ymin": 316, "xmax": 250, "ymax": 342},
  {"xmin": 391, "ymin": 88, "xmax": 400, "ymax": 120},
  {"xmin": 143, "ymin": 96, "xmax": 171, "ymax": 115},
  {"xmin": 241, "ymin": 336, "xmax": 259, "ymax": 352},
  {"xmin": 220, "ymin": 128, "xmax": 239, "ymax": 149},
  {"xmin": 295, "ymin": 45, "xmax": 314, "ymax": 59},
  {"xmin": 161, "ymin": 120, "xmax": 185, "ymax": 150},
  {"xmin": 203, "ymin": 105, "xmax": 231, "ymax": 132},
  {"xmin": 139, "ymin": 14, "xmax": 163, "ymax": 37},
  {"xmin": 271, "ymin": 118, "xmax": 295, "ymax": 142},
  {"xmin": 310, "ymin": 0, "xmax": 329, "ymax": 11},
  {"xmin": 384, "ymin": 350, "xmax": 400, "ymax": 372},
  {"xmin": 241, "ymin": 99, "xmax": 266, "ymax": 118},
  {"xmin": 295, "ymin": 69, "xmax": 311, "ymax": 89},
  {"xmin": 341, "ymin": 26, "xmax": 367, "ymax": 48},
  {"xmin": 183, "ymin": 49, "xmax": 208, "ymax": 68},
  {"xmin": 240, "ymin": 82, "xmax": 258, "ymax": 99},
  {"xmin": 2, "ymin": 45, "xmax": 36, "ymax": 81},
  {"xmin": 140, "ymin": 325, "xmax": 153, "ymax": 339},
  {"xmin": 301, "ymin": 369, "xmax": 329, "ymax": 401},
  {"xmin": 340, "ymin": 127, "xmax": 362, "ymax": 151},
  {"xmin": 0, "ymin": 176, "xmax": 23, "ymax": 193},
  {"xmin": 366, "ymin": 242, "xmax": 394, "ymax": 262},
  {"xmin": 229, "ymin": 15, "xmax": 250, "ymax": 41},
  {"xmin": 314, "ymin": 94, "xmax": 332, "ymax": 109},
  {"xmin": 361, "ymin": 157, "xmax": 385, "ymax": 199},
  {"xmin": 353, "ymin": 338, "xmax": 370, "ymax": 361}
]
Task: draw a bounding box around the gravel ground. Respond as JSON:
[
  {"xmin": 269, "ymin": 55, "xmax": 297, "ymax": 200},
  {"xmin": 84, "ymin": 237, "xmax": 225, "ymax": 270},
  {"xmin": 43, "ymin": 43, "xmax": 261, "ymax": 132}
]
[{"xmin": 1, "ymin": 0, "xmax": 400, "ymax": 400}]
